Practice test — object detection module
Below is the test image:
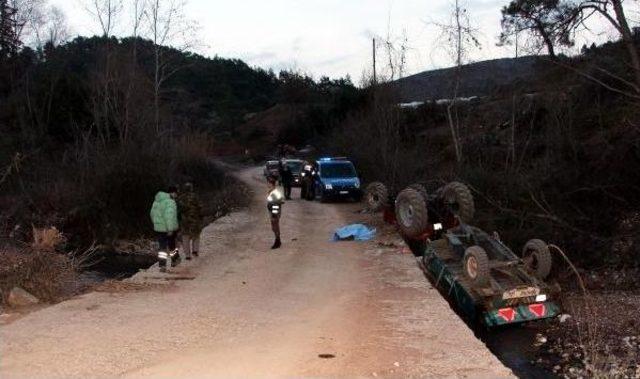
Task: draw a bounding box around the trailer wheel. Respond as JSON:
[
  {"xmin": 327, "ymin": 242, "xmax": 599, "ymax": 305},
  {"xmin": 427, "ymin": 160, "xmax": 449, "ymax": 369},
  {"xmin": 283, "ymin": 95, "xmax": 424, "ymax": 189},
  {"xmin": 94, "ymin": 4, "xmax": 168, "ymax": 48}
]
[
  {"xmin": 442, "ymin": 182, "xmax": 475, "ymax": 223},
  {"xmin": 522, "ymin": 239, "xmax": 552, "ymax": 279},
  {"xmin": 464, "ymin": 246, "xmax": 490, "ymax": 286},
  {"xmin": 395, "ymin": 188, "xmax": 429, "ymax": 239},
  {"xmin": 365, "ymin": 182, "xmax": 389, "ymax": 212}
]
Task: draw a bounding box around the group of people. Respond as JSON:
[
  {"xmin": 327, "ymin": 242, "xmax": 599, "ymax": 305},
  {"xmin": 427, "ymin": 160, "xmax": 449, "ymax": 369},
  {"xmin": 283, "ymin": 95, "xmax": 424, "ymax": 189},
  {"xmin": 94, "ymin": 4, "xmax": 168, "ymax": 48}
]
[
  {"xmin": 150, "ymin": 182, "xmax": 204, "ymax": 272},
  {"xmin": 150, "ymin": 166, "xmax": 290, "ymax": 270}
]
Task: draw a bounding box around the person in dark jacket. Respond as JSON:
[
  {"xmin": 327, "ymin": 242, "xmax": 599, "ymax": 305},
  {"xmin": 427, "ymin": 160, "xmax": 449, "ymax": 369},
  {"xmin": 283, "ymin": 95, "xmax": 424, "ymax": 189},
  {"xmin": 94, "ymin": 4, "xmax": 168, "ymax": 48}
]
[
  {"xmin": 177, "ymin": 182, "xmax": 204, "ymax": 260},
  {"xmin": 280, "ymin": 162, "xmax": 294, "ymax": 200}
]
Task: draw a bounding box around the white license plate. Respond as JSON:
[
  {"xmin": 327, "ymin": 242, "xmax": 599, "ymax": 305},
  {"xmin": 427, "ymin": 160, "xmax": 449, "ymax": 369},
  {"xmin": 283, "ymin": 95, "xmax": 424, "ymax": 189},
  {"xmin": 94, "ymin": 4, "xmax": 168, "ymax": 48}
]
[
  {"xmin": 340, "ymin": 191, "xmax": 349, "ymax": 194},
  {"xmin": 502, "ymin": 286, "xmax": 540, "ymax": 300}
]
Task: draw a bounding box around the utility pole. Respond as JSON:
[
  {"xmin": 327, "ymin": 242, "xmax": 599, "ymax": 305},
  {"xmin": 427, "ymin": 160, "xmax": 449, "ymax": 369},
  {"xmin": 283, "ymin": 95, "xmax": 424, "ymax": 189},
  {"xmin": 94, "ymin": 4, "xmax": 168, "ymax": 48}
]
[{"xmin": 372, "ymin": 37, "xmax": 377, "ymax": 85}]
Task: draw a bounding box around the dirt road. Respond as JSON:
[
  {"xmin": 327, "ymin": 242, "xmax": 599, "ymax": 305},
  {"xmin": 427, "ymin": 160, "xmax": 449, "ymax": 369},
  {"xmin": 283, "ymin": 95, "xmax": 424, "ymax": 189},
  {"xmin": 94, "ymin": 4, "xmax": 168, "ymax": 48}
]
[{"xmin": 1, "ymin": 167, "xmax": 513, "ymax": 378}]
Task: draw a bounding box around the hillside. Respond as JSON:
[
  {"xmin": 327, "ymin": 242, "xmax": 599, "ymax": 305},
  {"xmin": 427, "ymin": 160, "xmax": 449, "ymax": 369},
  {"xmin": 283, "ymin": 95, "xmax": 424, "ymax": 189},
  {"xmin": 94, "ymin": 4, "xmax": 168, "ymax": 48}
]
[{"xmin": 394, "ymin": 56, "xmax": 549, "ymax": 102}]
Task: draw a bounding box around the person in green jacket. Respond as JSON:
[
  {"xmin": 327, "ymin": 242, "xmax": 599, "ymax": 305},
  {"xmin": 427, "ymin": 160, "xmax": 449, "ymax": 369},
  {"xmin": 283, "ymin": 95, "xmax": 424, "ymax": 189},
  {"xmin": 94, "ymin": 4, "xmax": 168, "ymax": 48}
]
[
  {"xmin": 177, "ymin": 182, "xmax": 204, "ymax": 260},
  {"xmin": 150, "ymin": 185, "xmax": 180, "ymax": 272}
]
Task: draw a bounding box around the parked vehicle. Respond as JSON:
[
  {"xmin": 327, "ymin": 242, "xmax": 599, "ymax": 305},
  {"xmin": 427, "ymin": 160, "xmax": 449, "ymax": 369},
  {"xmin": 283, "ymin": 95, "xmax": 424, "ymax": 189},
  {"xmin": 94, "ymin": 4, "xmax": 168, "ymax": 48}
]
[
  {"xmin": 284, "ymin": 159, "xmax": 305, "ymax": 187},
  {"xmin": 313, "ymin": 157, "xmax": 362, "ymax": 202},
  {"xmin": 264, "ymin": 160, "xmax": 280, "ymax": 179}
]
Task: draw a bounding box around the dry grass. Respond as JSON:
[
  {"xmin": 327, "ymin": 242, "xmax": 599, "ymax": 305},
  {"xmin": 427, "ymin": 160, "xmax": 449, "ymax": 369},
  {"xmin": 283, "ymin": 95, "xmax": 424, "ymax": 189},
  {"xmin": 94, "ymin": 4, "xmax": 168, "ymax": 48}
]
[
  {"xmin": 0, "ymin": 247, "xmax": 77, "ymax": 305},
  {"xmin": 31, "ymin": 227, "xmax": 66, "ymax": 252}
]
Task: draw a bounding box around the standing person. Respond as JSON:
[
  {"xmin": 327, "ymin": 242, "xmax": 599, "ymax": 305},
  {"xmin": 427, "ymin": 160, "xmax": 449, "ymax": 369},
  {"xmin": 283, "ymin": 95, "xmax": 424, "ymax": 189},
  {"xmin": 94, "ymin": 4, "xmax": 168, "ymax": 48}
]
[
  {"xmin": 177, "ymin": 182, "xmax": 204, "ymax": 260},
  {"xmin": 150, "ymin": 185, "xmax": 180, "ymax": 272},
  {"xmin": 280, "ymin": 163, "xmax": 294, "ymax": 200},
  {"xmin": 267, "ymin": 176, "xmax": 284, "ymax": 249}
]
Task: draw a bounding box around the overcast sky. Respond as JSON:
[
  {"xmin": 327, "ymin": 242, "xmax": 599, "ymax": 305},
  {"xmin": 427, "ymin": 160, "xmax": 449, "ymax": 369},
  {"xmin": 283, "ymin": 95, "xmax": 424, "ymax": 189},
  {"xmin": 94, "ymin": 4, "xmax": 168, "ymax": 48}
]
[{"xmin": 50, "ymin": 0, "xmax": 624, "ymax": 81}]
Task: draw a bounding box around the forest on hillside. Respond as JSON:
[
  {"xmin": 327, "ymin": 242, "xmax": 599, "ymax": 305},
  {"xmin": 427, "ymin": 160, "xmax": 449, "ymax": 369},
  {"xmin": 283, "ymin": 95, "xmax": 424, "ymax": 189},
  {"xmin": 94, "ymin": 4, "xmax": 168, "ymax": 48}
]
[{"xmin": 0, "ymin": 0, "xmax": 360, "ymax": 250}]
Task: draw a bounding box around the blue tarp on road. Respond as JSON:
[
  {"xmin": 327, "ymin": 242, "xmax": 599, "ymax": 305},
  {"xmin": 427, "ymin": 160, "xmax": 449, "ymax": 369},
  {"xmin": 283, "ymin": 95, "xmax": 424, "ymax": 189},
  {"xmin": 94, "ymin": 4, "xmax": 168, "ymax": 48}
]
[{"xmin": 332, "ymin": 224, "xmax": 376, "ymax": 242}]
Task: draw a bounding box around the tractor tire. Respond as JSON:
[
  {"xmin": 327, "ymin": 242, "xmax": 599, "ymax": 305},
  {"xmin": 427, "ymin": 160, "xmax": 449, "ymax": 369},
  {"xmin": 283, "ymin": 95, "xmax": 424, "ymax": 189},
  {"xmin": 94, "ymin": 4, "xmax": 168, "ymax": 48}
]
[
  {"xmin": 395, "ymin": 188, "xmax": 429, "ymax": 239},
  {"xmin": 442, "ymin": 181, "xmax": 475, "ymax": 223},
  {"xmin": 522, "ymin": 239, "xmax": 552, "ymax": 280},
  {"xmin": 408, "ymin": 183, "xmax": 428, "ymax": 203},
  {"xmin": 365, "ymin": 182, "xmax": 389, "ymax": 212},
  {"xmin": 401, "ymin": 234, "xmax": 427, "ymax": 257},
  {"xmin": 464, "ymin": 246, "xmax": 490, "ymax": 287}
]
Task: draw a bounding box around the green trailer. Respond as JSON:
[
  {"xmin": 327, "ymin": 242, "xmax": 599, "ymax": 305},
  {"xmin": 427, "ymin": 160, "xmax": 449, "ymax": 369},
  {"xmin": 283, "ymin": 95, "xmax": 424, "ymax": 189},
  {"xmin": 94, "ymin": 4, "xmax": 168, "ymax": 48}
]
[{"xmin": 420, "ymin": 225, "xmax": 561, "ymax": 327}]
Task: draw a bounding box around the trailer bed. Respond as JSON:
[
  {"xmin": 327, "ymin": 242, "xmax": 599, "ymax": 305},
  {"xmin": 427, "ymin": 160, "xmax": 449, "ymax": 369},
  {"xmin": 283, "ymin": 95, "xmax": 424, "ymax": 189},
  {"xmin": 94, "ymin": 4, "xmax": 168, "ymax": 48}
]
[{"xmin": 423, "ymin": 239, "xmax": 560, "ymax": 327}]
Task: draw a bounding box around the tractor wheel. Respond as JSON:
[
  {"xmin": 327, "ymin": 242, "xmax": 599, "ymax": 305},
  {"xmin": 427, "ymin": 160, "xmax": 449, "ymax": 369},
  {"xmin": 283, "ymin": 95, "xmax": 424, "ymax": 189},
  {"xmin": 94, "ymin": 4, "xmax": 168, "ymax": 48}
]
[
  {"xmin": 408, "ymin": 183, "xmax": 428, "ymax": 203},
  {"xmin": 395, "ymin": 188, "xmax": 429, "ymax": 239},
  {"xmin": 365, "ymin": 182, "xmax": 389, "ymax": 212},
  {"xmin": 442, "ymin": 182, "xmax": 475, "ymax": 223},
  {"xmin": 464, "ymin": 246, "xmax": 490, "ymax": 287},
  {"xmin": 401, "ymin": 234, "xmax": 427, "ymax": 257},
  {"xmin": 522, "ymin": 239, "xmax": 552, "ymax": 280}
]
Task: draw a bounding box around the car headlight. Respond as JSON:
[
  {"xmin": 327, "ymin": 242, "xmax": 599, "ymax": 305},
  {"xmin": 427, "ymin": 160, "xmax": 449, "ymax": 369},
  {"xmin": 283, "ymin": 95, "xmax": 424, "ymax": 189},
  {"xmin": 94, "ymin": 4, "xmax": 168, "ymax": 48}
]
[
  {"xmin": 325, "ymin": 184, "xmax": 333, "ymax": 190},
  {"xmin": 354, "ymin": 179, "xmax": 361, "ymax": 189}
]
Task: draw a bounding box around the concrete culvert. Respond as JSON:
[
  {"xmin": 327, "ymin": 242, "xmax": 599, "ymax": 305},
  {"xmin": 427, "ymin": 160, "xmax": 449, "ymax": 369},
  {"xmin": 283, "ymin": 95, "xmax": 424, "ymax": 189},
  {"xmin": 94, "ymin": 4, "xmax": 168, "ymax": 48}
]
[
  {"xmin": 464, "ymin": 246, "xmax": 490, "ymax": 286},
  {"xmin": 365, "ymin": 182, "xmax": 389, "ymax": 212},
  {"xmin": 522, "ymin": 239, "xmax": 552, "ymax": 280},
  {"xmin": 395, "ymin": 188, "xmax": 429, "ymax": 239},
  {"xmin": 442, "ymin": 182, "xmax": 475, "ymax": 223}
]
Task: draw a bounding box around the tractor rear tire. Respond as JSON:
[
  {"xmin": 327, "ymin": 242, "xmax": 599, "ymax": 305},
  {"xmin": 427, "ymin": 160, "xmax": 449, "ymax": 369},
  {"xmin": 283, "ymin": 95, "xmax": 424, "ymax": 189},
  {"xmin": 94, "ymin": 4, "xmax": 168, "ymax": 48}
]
[
  {"xmin": 522, "ymin": 239, "xmax": 552, "ymax": 280},
  {"xmin": 365, "ymin": 182, "xmax": 389, "ymax": 212},
  {"xmin": 464, "ymin": 246, "xmax": 490, "ymax": 287},
  {"xmin": 408, "ymin": 183, "xmax": 428, "ymax": 203},
  {"xmin": 442, "ymin": 182, "xmax": 475, "ymax": 223},
  {"xmin": 395, "ymin": 188, "xmax": 429, "ymax": 239}
]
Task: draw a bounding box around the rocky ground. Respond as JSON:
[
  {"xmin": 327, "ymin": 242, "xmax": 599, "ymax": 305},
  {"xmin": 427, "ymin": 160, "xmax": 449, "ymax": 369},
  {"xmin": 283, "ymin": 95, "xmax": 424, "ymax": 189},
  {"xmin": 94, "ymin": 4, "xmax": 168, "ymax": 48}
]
[{"xmin": 536, "ymin": 286, "xmax": 640, "ymax": 378}]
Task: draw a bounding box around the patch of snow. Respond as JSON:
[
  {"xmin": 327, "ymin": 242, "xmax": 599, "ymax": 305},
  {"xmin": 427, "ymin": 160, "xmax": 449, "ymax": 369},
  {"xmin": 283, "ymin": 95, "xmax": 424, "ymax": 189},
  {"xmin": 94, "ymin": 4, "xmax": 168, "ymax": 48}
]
[{"xmin": 398, "ymin": 101, "xmax": 424, "ymax": 109}]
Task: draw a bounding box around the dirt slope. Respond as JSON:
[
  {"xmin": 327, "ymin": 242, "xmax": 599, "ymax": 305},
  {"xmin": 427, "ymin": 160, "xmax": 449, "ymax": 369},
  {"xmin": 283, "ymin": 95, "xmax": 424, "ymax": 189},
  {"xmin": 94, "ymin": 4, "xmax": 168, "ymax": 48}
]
[{"xmin": 0, "ymin": 167, "xmax": 513, "ymax": 379}]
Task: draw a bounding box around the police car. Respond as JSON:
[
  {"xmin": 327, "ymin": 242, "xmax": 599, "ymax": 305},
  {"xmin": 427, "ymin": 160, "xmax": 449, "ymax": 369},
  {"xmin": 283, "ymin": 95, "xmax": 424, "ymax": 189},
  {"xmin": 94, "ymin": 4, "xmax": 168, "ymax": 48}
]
[{"xmin": 313, "ymin": 157, "xmax": 363, "ymax": 202}]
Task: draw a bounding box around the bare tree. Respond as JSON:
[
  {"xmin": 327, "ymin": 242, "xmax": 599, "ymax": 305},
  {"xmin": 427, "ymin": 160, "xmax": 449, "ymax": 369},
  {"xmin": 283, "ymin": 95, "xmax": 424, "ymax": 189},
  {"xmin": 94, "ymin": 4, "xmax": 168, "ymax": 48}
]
[
  {"xmin": 85, "ymin": 0, "xmax": 123, "ymax": 37},
  {"xmin": 83, "ymin": 0, "xmax": 124, "ymax": 146},
  {"xmin": 33, "ymin": 5, "xmax": 67, "ymax": 48},
  {"xmin": 144, "ymin": 0, "xmax": 198, "ymax": 134},
  {"xmin": 436, "ymin": 0, "xmax": 481, "ymax": 163},
  {"xmin": 9, "ymin": 0, "xmax": 44, "ymax": 46}
]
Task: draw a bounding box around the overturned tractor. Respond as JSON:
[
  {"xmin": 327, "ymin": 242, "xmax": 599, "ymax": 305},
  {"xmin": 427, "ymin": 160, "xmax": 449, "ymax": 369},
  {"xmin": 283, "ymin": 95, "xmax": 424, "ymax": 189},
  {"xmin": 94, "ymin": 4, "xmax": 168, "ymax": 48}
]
[
  {"xmin": 365, "ymin": 181, "xmax": 560, "ymax": 327},
  {"xmin": 365, "ymin": 181, "xmax": 475, "ymax": 256}
]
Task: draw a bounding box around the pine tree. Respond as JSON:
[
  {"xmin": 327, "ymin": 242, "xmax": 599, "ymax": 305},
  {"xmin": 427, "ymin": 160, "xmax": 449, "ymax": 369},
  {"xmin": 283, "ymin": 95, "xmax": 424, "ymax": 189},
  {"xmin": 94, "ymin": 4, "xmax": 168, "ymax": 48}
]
[{"xmin": 0, "ymin": 0, "xmax": 19, "ymax": 60}]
